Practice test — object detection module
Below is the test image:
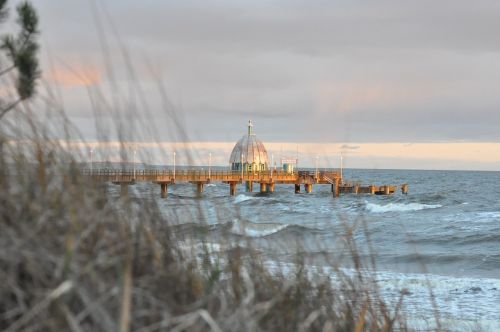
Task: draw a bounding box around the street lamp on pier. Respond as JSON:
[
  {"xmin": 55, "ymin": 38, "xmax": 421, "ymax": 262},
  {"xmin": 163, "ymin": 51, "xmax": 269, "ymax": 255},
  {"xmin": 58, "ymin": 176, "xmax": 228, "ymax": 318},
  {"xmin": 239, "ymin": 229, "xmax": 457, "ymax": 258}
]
[
  {"xmin": 133, "ymin": 147, "xmax": 137, "ymax": 179},
  {"xmin": 271, "ymin": 154, "xmax": 274, "ymax": 177},
  {"xmin": 315, "ymin": 155, "xmax": 319, "ymax": 180},
  {"xmin": 173, "ymin": 151, "xmax": 176, "ymax": 181},
  {"xmin": 240, "ymin": 153, "xmax": 243, "ymax": 179},
  {"xmin": 340, "ymin": 155, "xmax": 343, "ymax": 185},
  {"xmin": 208, "ymin": 152, "xmax": 212, "ymax": 179},
  {"xmin": 89, "ymin": 148, "xmax": 93, "ymax": 175}
]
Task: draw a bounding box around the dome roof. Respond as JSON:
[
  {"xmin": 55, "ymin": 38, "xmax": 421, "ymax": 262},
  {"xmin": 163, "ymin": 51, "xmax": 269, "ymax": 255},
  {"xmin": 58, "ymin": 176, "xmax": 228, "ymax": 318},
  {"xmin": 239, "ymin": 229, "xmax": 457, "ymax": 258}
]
[{"xmin": 229, "ymin": 121, "xmax": 269, "ymax": 167}]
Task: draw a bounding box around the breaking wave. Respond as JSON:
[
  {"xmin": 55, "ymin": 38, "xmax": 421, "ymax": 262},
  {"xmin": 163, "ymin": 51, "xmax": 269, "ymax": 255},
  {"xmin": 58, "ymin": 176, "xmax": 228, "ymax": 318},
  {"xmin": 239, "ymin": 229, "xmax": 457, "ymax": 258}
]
[
  {"xmin": 234, "ymin": 194, "xmax": 256, "ymax": 204},
  {"xmin": 366, "ymin": 202, "xmax": 442, "ymax": 213},
  {"xmin": 230, "ymin": 219, "xmax": 288, "ymax": 237}
]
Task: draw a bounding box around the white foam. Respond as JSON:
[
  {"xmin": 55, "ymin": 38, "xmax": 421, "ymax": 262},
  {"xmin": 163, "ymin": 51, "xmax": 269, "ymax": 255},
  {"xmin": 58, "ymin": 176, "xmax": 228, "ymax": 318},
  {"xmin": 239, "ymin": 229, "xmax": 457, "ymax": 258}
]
[
  {"xmin": 262, "ymin": 260, "xmax": 500, "ymax": 331},
  {"xmin": 476, "ymin": 211, "xmax": 500, "ymax": 220},
  {"xmin": 234, "ymin": 194, "xmax": 255, "ymax": 204},
  {"xmin": 230, "ymin": 219, "xmax": 288, "ymax": 237},
  {"xmin": 443, "ymin": 211, "xmax": 500, "ymax": 224},
  {"xmin": 177, "ymin": 240, "xmax": 224, "ymax": 256},
  {"xmin": 366, "ymin": 202, "xmax": 442, "ymax": 213}
]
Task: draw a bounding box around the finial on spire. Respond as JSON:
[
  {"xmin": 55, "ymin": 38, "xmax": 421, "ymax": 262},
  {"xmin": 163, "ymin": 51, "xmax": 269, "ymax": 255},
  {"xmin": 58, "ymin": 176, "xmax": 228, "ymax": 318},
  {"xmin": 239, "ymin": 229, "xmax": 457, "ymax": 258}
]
[{"xmin": 248, "ymin": 120, "xmax": 253, "ymax": 135}]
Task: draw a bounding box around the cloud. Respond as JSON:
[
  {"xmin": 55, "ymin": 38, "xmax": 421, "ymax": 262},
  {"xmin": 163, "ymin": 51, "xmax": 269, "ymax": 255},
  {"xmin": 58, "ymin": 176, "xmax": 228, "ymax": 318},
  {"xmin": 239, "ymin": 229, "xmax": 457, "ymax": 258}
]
[
  {"xmin": 341, "ymin": 144, "xmax": 360, "ymax": 150},
  {"xmin": 30, "ymin": 0, "xmax": 500, "ymax": 145},
  {"xmin": 46, "ymin": 65, "xmax": 102, "ymax": 87}
]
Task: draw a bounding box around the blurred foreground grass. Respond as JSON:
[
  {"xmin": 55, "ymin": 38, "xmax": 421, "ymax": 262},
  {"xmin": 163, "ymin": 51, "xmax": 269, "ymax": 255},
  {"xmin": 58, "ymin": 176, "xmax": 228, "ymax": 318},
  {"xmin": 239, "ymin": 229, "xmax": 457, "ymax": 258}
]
[{"xmin": 0, "ymin": 111, "xmax": 422, "ymax": 332}]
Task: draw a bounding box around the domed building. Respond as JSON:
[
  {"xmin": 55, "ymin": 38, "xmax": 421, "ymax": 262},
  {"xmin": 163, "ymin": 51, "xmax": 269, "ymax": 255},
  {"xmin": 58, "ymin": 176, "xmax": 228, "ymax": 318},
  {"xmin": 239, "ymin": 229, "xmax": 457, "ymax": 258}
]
[{"xmin": 229, "ymin": 121, "xmax": 269, "ymax": 172}]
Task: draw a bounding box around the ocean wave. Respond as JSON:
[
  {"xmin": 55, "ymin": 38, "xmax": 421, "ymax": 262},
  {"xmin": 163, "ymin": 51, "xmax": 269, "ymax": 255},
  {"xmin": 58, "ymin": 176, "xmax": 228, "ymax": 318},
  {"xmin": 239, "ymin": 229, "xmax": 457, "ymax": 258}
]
[
  {"xmin": 262, "ymin": 260, "xmax": 500, "ymax": 329},
  {"xmin": 476, "ymin": 211, "xmax": 500, "ymax": 220},
  {"xmin": 366, "ymin": 202, "xmax": 442, "ymax": 213},
  {"xmin": 442, "ymin": 211, "xmax": 500, "ymax": 224},
  {"xmin": 234, "ymin": 194, "xmax": 256, "ymax": 204},
  {"xmin": 177, "ymin": 240, "xmax": 223, "ymax": 255},
  {"xmin": 170, "ymin": 221, "xmax": 230, "ymax": 234},
  {"xmin": 390, "ymin": 253, "xmax": 471, "ymax": 264},
  {"xmin": 418, "ymin": 193, "xmax": 446, "ymax": 203},
  {"xmin": 409, "ymin": 232, "xmax": 500, "ymax": 246},
  {"xmin": 230, "ymin": 219, "xmax": 288, "ymax": 237}
]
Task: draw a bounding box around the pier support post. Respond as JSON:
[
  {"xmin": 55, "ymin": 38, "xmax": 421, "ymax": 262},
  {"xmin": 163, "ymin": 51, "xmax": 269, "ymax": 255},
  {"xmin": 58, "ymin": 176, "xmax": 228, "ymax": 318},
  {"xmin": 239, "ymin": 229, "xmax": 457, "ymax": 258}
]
[
  {"xmin": 246, "ymin": 181, "xmax": 253, "ymax": 192},
  {"xmin": 333, "ymin": 179, "xmax": 340, "ymax": 198},
  {"xmin": 401, "ymin": 184, "xmax": 409, "ymax": 194},
  {"xmin": 260, "ymin": 182, "xmax": 267, "ymax": 193},
  {"xmin": 384, "ymin": 186, "xmax": 390, "ymax": 195},
  {"xmin": 305, "ymin": 184, "xmax": 313, "ymax": 193},
  {"xmin": 196, "ymin": 182, "xmax": 204, "ymax": 196},
  {"xmin": 269, "ymin": 183, "xmax": 275, "ymax": 193},
  {"xmin": 161, "ymin": 183, "xmax": 168, "ymax": 198},
  {"xmin": 369, "ymin": 185, "xmax": 375, "ymax": 195},
  {"xmin": 294, "ymin": 184, "xmax": 300, "ymax": 194},
  {"xmin": 229, "ymin": 182, "xmax": 237, "ymax": 196},
  {"xmin": 353, "ymin": 185, "xmax": 359, "ymax": 194}
]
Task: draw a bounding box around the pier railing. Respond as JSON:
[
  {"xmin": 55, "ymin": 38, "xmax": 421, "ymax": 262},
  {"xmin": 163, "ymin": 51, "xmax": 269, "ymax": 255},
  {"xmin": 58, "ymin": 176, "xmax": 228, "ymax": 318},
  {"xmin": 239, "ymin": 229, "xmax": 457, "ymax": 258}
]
[{"xmin": 80, "ymin": 168, "xmax": 341, "ymax": 184}]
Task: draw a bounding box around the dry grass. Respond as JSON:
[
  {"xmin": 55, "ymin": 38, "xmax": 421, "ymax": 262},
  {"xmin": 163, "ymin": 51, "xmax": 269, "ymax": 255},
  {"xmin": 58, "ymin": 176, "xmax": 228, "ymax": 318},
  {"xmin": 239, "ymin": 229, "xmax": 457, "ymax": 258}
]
[
  {"xmin": 0, "ymin": 110, "xmax": 417, "ymax": 332},
  {"xmin": 0, "ymin": 10, "xmax": 426, "ymax": 327}
]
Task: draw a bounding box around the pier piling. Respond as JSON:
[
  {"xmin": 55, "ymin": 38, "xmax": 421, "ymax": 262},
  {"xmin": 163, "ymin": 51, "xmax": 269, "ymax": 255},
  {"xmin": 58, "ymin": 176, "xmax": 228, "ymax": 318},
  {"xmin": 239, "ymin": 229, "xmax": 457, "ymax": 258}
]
[
  {"xmin": 401, "ymin": 184, "xmax": 409, "ymax": 194},
  {"xmin": 196, "ymin": 182, "xmax": 204, "ymax": 196},
  {"xmin": 384, "ymin": 186, "xmax": 390, "ymax": 195},
  {"xmin": 161, "ymin": 183, "xmax": 168, "ymax": 198},
  {"xmin": 246, "ymin": 181, "xmax": 253, "ymax": 192},
  {"xmin": 295, "ymin": 184, "xmax": 300, "ymax": 194},
  {"xmin": 333, "ymin": 179, "xmax": 340, "ymax": 197},
  {"xmin": 260, "ymin": 182, "xmax": 268, "ymax": 193},
  {"xmin": 229, "ymin": 182, "xmax": 237, "ymax": 196}
]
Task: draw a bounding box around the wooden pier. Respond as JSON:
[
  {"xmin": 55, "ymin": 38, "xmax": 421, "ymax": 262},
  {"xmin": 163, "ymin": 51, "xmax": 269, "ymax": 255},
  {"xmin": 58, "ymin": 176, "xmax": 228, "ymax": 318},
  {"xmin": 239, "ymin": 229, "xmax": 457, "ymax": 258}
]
[
  {"xmin": 82, "ymin": 169, "xmax": 408, "ymax": 198},
  {"xmin": 339, "ymin": 182, "xmax": 409, "ymax": 195}
]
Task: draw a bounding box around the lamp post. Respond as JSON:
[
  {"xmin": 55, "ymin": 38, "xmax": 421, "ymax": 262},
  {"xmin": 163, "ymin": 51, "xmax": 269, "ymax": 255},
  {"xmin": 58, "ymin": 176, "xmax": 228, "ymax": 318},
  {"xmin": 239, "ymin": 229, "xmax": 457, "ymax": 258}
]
[
  {"xmin": 340, "ymin": 155, "xmax": 343, "ymax": 185},
  {"xmin": 315, "ymin": 155, "xmax": 319, "ymax": 179},
  {"xmin": 271, "ymin": 154, "xmax": 274, "ymax": 177},
  {"xmin": 208, "ymin": 152, "xmax": 212, "ymax": 179},
  {"xmin": 241, "ymin": 153, "xmax": 243, "ymax": 179},
  {"xmin": 90, "ymin": 148, "xmax": 93, "ymax": 175},
  {"xmin": 173, "ymin": 151, "xmax": 176, "ymax": 181},
  {"xmin": 133, "ymin": 147, "xmax": 137, "ymax": 179}
]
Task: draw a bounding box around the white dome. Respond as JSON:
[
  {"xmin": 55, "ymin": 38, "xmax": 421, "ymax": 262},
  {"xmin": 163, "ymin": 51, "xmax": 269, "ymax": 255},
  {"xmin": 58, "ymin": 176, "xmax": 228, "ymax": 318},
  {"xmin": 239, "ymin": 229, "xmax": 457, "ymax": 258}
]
[{"xmin": 229, "ymin": 121, "xmax": 269, "ymax": 172}]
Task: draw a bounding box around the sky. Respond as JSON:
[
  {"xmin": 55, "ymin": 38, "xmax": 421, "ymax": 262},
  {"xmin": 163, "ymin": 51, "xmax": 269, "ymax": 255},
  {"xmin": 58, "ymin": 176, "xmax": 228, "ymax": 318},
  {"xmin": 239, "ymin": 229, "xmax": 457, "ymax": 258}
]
[{"xmin": 11, "ymin": 0, "xmax": 500, "ymax": 169}]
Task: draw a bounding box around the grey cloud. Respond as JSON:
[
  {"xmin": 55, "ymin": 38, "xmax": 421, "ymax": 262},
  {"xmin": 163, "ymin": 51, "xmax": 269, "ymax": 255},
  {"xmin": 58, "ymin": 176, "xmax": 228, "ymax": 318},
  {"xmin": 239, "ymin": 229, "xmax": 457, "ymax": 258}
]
[
  {"xmin": 29, "ymin": 0, "xmax": 500, "ymax": 143},
  {"xmin": 109, "ymin": 0, "xmax": 500, "ymax": 54}
]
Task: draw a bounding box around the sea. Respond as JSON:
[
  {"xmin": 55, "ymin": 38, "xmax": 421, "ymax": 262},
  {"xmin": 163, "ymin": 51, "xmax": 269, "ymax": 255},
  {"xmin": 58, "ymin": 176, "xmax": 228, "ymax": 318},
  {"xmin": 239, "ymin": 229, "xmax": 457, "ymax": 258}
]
[{"xmin": 115, "ymin": 168, "xmax": 500, "ymax": 331}]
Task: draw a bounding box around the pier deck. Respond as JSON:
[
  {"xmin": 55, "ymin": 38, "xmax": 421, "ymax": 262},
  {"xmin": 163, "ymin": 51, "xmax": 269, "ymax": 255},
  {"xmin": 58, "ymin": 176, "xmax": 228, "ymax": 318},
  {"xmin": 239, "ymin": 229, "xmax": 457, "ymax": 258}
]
[{"xmin": 82, "ymin": 169, "xmax": 407, "ymax": 197}]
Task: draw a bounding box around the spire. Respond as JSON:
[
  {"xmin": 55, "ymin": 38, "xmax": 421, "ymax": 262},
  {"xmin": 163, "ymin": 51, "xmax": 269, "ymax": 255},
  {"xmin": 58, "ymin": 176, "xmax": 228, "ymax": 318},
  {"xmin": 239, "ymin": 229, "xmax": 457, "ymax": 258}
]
[{"xmin": 248, "ymin": 120, "xmax": 253, "ymax": 136}]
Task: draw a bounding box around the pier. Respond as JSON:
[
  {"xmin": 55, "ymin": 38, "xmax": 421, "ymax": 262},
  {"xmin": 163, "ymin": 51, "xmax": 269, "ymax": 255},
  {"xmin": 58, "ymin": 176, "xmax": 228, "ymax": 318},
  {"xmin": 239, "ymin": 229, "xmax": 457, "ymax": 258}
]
[
  {"xmin": 82, "ymin": 169, "xmax": 408, "ymax": 198},
  {"xmin": 82, "ymin": 122, "xmax": 408, "ymax": 198}
]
